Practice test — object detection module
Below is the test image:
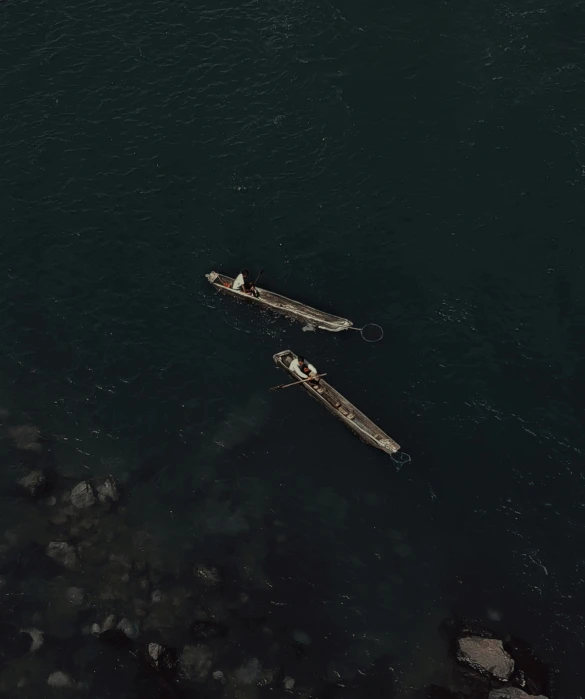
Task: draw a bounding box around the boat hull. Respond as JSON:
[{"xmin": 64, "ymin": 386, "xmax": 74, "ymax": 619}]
[
  {"xmin": 273, "ymin": 350, "xmax": 400, "ymax": 456},
  {"xmin": 205, "ymin": 271, "xmax": 353, "ymax": 332}
]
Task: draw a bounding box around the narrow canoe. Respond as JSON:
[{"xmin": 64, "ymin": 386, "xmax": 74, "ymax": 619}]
[
  {"xmin": 205, "ymin": 271, "xmax": 353, "ymax": 333},
  {"xmin": 273, "ymin": 350, "xmax": 401, "ymax": 456}
]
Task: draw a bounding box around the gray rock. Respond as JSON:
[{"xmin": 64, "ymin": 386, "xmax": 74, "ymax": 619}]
[
  {"xmin": 50, "ymin": 511, "xmax": 69, "ymax": 526},
  {"xmin": 194, "ymin": 564, "xmax": 221, "ymax": 586},
  {"xmin": 151, "ymin": 589, "xmax": 162, "ymax": 603},
  {"xmin": 21, "ymin": 627, "xmax": 43, "ymax": 652},
  {"xmin": 97, "ymin": 477, "xmax": 119, "ymax": 504},
  {"xmin": 90, "ymin": 623, "xmax": 101, "ymax": 635},
  {"xmin": 9, "ymin": 425, "xmax": 42, "ymax": 452},
  {"xmin": 44, "ymin": 495, "xmax": 57, "ymax": 506},
  {"xmin": 489, "ymin": 690, "xmax": 548, "ymax": 699},
  {"xmin": 101, "ymin": 614, "xmax": 117, "ymax": 632},
  {"xmin": 457, "ymin": 636, "xmax": 514, "ymax": 682},
  {"xmin": 47, "ymin": 671, "xmax": 75, "ymax": 688},
  {"xmin": 234, "ymin": 657, "xmax": 262, "ymax": 685},
  {"xmin": 212, "ymin": 670, "xmax": 227, "ymax": 684},
  {"xmin": 148, "ymin": 642, "xmax": 176, "ymax": 672},
  {"xmin": 284, "ymin": 677, "xmax": 296, "ymax": 690},
  {"xmin": 292, "ymin": 629, "xmax": 311, "ymax": 646},
  {"xmin": 18, "ymin": 470, "xmax": 46, "ymax": 497},
  {"xmin": 46, "ymin": 541, "xmax": 79, "ymax": 570},
  {"xmin": 117, "ymin": 618, "xmax": 140, "ymax": 640},
  {"xmin": 66, "ymin": 587, "xmax": 85, "ymax": 605},
  {"xmin": 179, "ymin": 644, "xmax": 213, "ymax": 682},
  {"xmin": 148, "ymin": 642, "xmax": 164, "ymax": 666},
  {"xmin": 70, "ymin": 481, "xmax": 96, "ymax": 509}
]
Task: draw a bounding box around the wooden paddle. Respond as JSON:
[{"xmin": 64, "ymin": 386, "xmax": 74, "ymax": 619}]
[{"xmin": 270, "ymin": 373, "xmax": 327, "ymax": 391}]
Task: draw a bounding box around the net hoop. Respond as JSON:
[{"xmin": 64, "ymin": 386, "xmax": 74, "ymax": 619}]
[
  {"xmin": 391, "ymin": 451, "xmax": 411, "ymax": 471},
  {"xmin": 359, "ymin": 323, "xmax": 384, "ymax": 343}
]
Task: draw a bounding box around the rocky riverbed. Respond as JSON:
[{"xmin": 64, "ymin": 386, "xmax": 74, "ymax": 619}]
[{"xmin": 0, "ymin": 418, "xmax": 555, "ymax": 698}]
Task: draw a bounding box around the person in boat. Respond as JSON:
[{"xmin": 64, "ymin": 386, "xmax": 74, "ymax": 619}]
[
  {"xmin": 232, "ymin": 269, "xmax": 259, "ymax": 297},
  {"xmin": 290, "ymin": 355, "xmax": 319, "ymax": 383},
  {"xmin": 232, "ymin": 269, "xmax": 249, "ymax": 291}
]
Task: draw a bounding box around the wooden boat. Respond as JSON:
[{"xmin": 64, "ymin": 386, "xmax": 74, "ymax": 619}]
[
  {"xmin": 205, "ymin": 271, "xmax": 353, "ymax": 333},
  {"xmin": 273, "ymin": 350, "xmax": 400, "ymax": 455}
]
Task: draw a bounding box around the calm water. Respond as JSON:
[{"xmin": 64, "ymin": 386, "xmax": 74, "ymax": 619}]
[{"xmin": 1, "ymin": 0, "xmax": 584, "ymax": 695}]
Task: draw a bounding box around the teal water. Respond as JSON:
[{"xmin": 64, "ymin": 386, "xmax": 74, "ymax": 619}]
[{"xmin": 1, "ymin": 0, "xmax": 584, "ymax": 695}]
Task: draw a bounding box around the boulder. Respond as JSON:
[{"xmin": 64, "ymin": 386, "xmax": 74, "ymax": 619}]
[
  {"xmin": 46, "ymin": 541, "xmax": 79, "ymax": 570},
  {"xmin": 147, "ymin": 642, "xmax": 177, "ymax": 672},
  {"xmin": 179, "ymin": 644, "xmax": 213, "ymax": 682},
  {"xmin": 101, "ymin": 614, "xmax": 117, "ymax": 632},
  {"xmin": 21, "ymin": 627, "xmax": 44, "ymax": 652},
  {"xmin": 284, "ymin": 677, "xmax": 296, "ymax": 690},
  {"xmin": 457, "ymin": 636, "xmax": 514, "ymax": 682},
  {"xmin": 70, "ymin": 481, "xmax": 97, "ymax": 508},
  {"xmin": 66, "ymin": 587, "xmax": 85, "ymax": 606},
  {"xmin": 293, "ymin": 629, "xmax": 311, "ymax": 646},
  {"xmin": 234, "ymin": 658, "xmax": 262, "ymax": 685},
  {"xmin": 117, "ymin": 618, "xmax": 140, "ymax": 640},
  {"xmin": 490, "ymin": 690, "xmax": 549, "ymax": 699},
  {"xmin": 8, "ymin": 425, "xmax": 42, "ymax": 452},
  {"xmin": 18, "ymin": 470, "xmax": 46, "ymax": 497},
  {"xmin": 47, "ymin": 671, "xmax": 75, "ymax": 688},
  {"xmin": 213, "ymin": 670, "xmax": 227, "ymax": 684},
  {"xmin": 193, "ymin": 564, "xmax": 221, "ymax": 586},
  {"xmin": 97, "ymin": 477, "xmax": 119, "ymax": 504}
]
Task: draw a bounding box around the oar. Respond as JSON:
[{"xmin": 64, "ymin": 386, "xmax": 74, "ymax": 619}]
[{"xmin": 270, "ymin": 373, "xmax": 327, "ymax": 391}]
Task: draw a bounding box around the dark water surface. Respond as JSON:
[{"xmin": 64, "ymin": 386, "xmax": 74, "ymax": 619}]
[{"xmin": 1, "ymin": 0, "xmax": 585, "ymax": 695}]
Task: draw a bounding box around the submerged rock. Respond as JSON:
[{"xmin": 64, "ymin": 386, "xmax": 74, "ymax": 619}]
[
  {"xmin": 457, "ymin": 636, "xmax": 514, "ymax": 681},
  {"xmin": 193, "ymin": 564, "xmax": 221, "ymax": 586},
  {"xmin": 234, "ymin": 658, "xmax": 262, "ymax": 685},
  {"xmin": 21, "ymin": 627, "xmax": 44, "ymax": 652},
  {"xmin": 46, "ymin": 541, "xmax": 79, "ymax": 570},
  {"xmin": 117, "ymin": 618, "xmax": 140, "ymax": 640},
  {"xmin": 148, "ymin": 642, "xmax": 164, "ymax": 666},
  {"xmin": 9, "ymin": 425, "xmax": 42, "ymax": 452},
  {"xmin": 212, "ymin": 670, "xmax": 227, "ymax": 684},
  {"xmin": 284, "ymin": 677, "xmax": 296, "ymax": 690},
  {"xmin": 97, "ymin": 477, "xmax": 119, "ymax": 504},
  {"xmin": 70, "ymin": 481, "xmax": 97, "ymax": 509},
  {"xmin": 179, "ymin": 644, "xmax": 213, "ymax": 682},
  {"xmin": 47, "ymin": 671, "xmax": 75, "ymax": 688},
  {"xmin": 18, "ymin": 470, "xmax": 46, "ymax": 497},
  {"xmin": 148, "ymin": 642, "xmax": 177, "ymax": 672},
  {"xmin": 66, "ymin": 587, "xmax": 85, "ymax": 606},
  {"xmin": 292, "ymin": 629, "xmax": 311, "ymax": 646},
  {"xmin": 490, "ymin": 690, "xmax": 549, "ymax": 699},
  {"xmin": 101, "ymin": 615, "xmax": 117, "ymax": 632}
]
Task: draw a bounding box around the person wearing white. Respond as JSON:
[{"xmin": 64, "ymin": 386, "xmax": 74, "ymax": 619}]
[
  {"xmin": 232, "ymin": 269, "xmax": 248, "ymax": 291},
  {"xmin": 289, "ymin": 355, "xmax": 317, "ymax": 380}
]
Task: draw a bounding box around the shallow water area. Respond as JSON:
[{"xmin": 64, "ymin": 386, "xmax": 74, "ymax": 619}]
[{"xmin": 1, "ymin": 0, "xmax": 585, "ymax": 695}]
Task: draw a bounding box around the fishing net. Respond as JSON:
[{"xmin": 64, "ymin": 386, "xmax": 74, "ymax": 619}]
[
  {"xmin": 359, "ymin": 323, "xmax": 384, "ymax": 342},
  {"xmin": 391, "ymin": 451, "xmax": 411, "ymax": 471}
]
